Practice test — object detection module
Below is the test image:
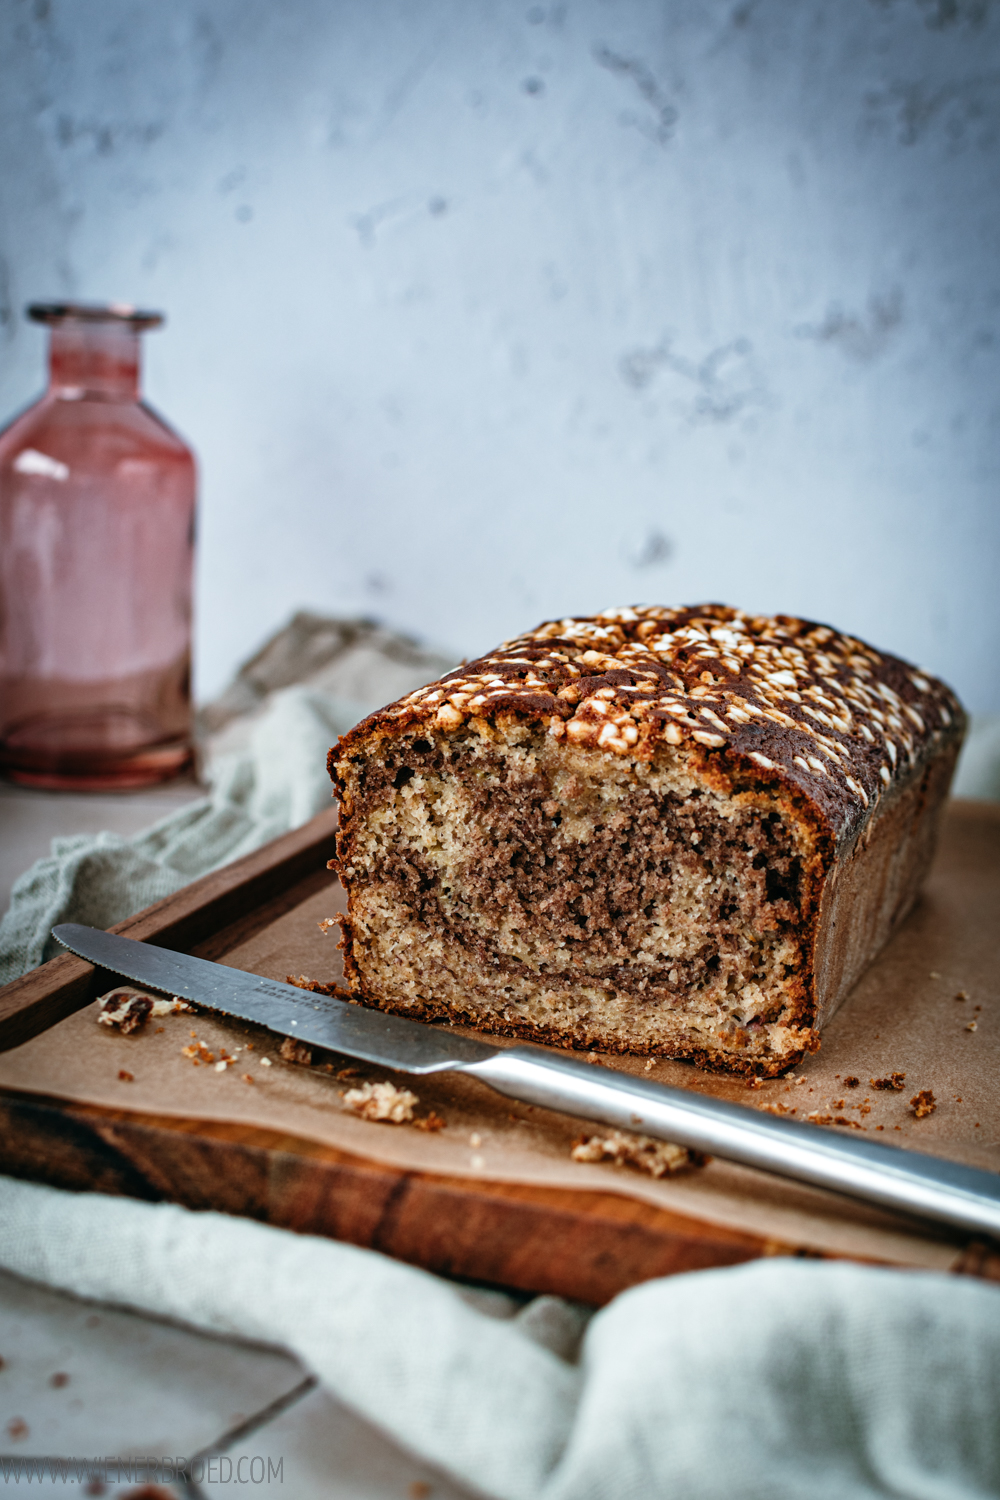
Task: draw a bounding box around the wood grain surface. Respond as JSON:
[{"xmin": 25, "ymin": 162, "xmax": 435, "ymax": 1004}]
[{"xmin": 0, "ymin": 1088, "xmax": 873, "ymax": 1305}]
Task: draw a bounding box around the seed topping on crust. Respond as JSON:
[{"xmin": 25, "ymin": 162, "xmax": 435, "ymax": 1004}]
[{"xmin": 363, "ymin": 605, "xmax": 962, "ymax": 846}]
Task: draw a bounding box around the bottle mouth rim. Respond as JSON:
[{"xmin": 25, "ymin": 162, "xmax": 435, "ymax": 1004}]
[{"xmin": 28, "ymin": 302, "xmax": 164, "ymax": 330}]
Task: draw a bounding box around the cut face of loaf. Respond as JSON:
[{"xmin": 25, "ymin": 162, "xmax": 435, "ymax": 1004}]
[{"xmin": 330, "ymin": 606, "xmax": 965, "ymax": 1076}]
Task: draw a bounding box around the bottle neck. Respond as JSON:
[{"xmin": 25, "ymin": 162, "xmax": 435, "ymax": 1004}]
[{"xmin": 48, "ymin": 322, "xmax": 141, "ymax": 400}]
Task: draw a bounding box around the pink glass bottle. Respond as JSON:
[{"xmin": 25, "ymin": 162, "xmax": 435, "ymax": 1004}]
[{"xmin": 0, "ymin": 303, "xmax": 196, "ymax": 790}]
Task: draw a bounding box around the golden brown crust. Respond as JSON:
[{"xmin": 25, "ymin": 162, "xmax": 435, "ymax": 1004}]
[{"xmin": 331, "ymin": 604, "xmax": 965, "ymax": 854}]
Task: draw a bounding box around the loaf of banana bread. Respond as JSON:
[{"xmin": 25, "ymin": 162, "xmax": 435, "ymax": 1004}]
[{"xmin": 328, "ymin": 605, "xmax": 964, "ymax": 1076}]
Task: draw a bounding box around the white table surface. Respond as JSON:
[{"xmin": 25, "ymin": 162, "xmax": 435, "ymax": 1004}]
[{"xmin": 0, "ymin": 1266, "xmax": 474, "ymax": 1499}]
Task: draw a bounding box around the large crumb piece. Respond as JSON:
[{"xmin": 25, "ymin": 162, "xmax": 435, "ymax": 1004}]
[
  {"xmin": 807, "ymin": 1112, "xmax": 865, "ymax": 1130},
  {"xmin": 344, "ymin": 1080, "xmax": 419, "ymax": 1123},
  {"xmin": 570, "ymin": 1129, "xmax": 705, "ymax": 1178},
  {"xmin": 285, "ymin": 973, "xmax": 347, "ymax": 997},
  {"xmin": 870, "ymin": 1072, "xmax": 906, "ymax": 1091},
  {"xmin": 102, "ymin": 994, "xmax": 152, "ymax": 1034},
  {"xmin": 97, "ymin": 989, "xmax": 190, "ymax": 1035},
  {"xmin": 910, "ymin": 1089, "xmax": 937, "ymax": 1119},
  {"xmin": 98, "ymin": 989, "xmax": 190, "ymax": 1034},
  {"xmin": 279, "ymin": 1036, "xmax": 314, "ymax": 1066}
]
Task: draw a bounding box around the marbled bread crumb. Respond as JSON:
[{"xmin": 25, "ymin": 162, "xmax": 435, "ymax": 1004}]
[{"xmin": 570, "ymin": 1129, "xmax": 705, "ymax": 1177}]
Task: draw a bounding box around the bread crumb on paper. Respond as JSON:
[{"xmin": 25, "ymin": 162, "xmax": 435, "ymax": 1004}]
[
  {"xmin": 97, "ymin": 984, "xmax": 191, "ymax": 1032},
  {"xmin": 285, "ymin": 972, "xmax": 347, "ymax": 998},
  {"xmin": 98, "ymin": 990, "xmax": 189, "ymax": 1035},
  {"xmin": 760, "ymin": 1101, "xmax": 795, "ymax": 1116},
  {"xmin": 317, "ymin": 917, "xmax": 338, "ymax": 935},
  {"xmin": 806, "ymin": 1112, "xmax": 865, "ymax": 1130},
  {"xmin": 910, "ymin": 1089, "xmax": 937, "ymax": 1119},
  {"xmin": 871, "ymin": 1073, "xmax": 906, "ymax": 1091},
  {"xmin": 279, "ymin": 1036, "xmax": 314, "ymax": 1067},
  {"xmin": 571, "ymin": 1129, "xmax": 706, "ymax": 1178},
  {"xmin": 344, "ymin": 1080, "xmax": 419, "ymax": 1123},
  {"xmin": 113, "ymin": 997, "xmax": 152, "ymax": 1034},
  {"xmin": 182, "ymin": 1040, "xmax": 216, "ymax": 1065}
]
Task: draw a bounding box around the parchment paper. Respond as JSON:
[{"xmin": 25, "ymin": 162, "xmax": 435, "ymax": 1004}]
[{"xmin": 1, "ymin": 802, "xmax": 997, "ymax": 1272}]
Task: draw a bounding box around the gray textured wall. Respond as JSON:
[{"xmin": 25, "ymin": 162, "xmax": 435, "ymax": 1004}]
[{"xmin": 1, "ymin": 0, "xmax": 998, "ymax": 707}]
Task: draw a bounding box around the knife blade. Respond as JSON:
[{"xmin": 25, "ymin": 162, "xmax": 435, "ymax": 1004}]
[{"xmin": 54, "ymin": 922, "xmax": 1000, "ymax": 1241}]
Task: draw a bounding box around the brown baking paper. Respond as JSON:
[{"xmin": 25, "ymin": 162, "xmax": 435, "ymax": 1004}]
[{"xmin": 1, "ymin": 802, "xmax": 997, "ymax": 1272}]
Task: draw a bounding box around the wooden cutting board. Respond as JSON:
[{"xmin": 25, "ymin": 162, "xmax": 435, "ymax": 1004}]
[{"xmin": 0, "ymin": 800, "xmax": 997, "ymax": 1306}]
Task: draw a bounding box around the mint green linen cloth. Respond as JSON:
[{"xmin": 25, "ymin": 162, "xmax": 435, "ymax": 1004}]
[{"xmin": 0, "ymin": 1175, "xmax": 997, "ymax": 1499}]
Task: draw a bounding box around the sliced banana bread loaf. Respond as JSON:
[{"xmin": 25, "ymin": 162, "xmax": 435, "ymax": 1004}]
[{"xmin": 329, "ymin": 605, "xmax": 964, "ymax": 1076}]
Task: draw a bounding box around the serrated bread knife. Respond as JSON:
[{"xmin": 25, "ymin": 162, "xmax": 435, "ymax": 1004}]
[{"xmin": 54, "ymin": 922, "xmax": 1000, "ymax": 1241}]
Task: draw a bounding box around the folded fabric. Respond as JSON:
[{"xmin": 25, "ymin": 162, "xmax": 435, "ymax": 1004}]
[
  {"xmin": 0, "ymin": 1175, "xmax": 997, "ymax": 1500},
  {"xmin": 0, "ymin": 687, "xmax": 362, "ymax": 985}
]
